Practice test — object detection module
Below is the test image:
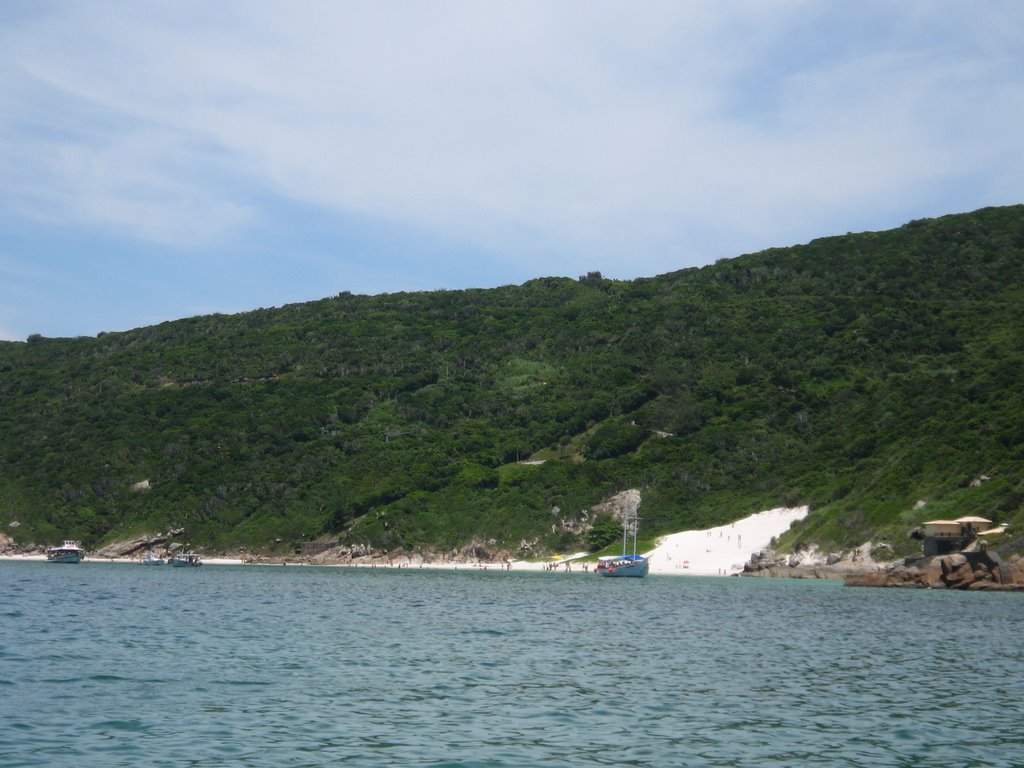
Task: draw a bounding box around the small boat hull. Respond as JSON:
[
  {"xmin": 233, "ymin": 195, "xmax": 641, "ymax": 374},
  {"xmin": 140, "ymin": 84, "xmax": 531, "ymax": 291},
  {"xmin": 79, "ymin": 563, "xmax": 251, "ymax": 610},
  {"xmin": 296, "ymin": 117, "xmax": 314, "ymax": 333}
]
[
  {"xmin": 596, "ymin": 557, "xmax": 649, "ymax": 578},
  {"xmin": 46, "ymin": 551, "xmax": 85, "ymax": 564},
  {"xmin": 170, "ymin": 554, "xmax": 202, "ymax": 567}
]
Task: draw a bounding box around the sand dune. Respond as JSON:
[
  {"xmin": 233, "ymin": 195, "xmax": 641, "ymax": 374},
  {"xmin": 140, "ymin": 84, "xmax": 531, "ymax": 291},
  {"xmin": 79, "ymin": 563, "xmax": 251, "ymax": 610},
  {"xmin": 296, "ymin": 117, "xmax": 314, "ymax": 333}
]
[{"xmin": 645, "ymin": 506, "xmax": 809, "ymax": 576}]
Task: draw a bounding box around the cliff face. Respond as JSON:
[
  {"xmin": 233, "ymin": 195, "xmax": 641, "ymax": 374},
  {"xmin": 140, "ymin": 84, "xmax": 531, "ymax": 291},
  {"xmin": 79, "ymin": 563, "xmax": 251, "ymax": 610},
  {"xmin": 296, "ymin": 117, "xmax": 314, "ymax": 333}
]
[{"xmin": 845, "ymin": 552, "xmax": 1024, "ymax": 591}]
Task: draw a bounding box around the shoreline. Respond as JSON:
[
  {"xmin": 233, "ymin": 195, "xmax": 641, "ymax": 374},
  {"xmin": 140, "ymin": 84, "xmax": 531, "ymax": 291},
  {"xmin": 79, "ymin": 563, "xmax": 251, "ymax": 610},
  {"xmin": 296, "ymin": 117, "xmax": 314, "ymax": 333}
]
[
  {"xmin": 0, "ymin": 506, "xmax": 810, "ymax": 575},
  {"xmin": 0, "ymin": 553, "xmax": 573, "ymax": 571}
]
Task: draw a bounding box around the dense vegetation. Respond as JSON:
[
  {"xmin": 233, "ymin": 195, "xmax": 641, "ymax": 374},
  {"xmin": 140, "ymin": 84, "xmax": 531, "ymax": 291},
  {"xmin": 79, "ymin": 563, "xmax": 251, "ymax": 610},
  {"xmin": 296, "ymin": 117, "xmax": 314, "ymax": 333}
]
[{"xmin": 2, "ymin": 205, "xmax": 1023, "ymax": 560}]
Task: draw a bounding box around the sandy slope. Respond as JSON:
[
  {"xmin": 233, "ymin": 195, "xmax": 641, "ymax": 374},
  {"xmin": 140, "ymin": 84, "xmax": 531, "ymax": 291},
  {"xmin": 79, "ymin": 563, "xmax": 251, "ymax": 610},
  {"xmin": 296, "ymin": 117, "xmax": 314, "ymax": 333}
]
[{"xmin": 644, "ymin": 506, "xmax": 809, "ymax": 576}]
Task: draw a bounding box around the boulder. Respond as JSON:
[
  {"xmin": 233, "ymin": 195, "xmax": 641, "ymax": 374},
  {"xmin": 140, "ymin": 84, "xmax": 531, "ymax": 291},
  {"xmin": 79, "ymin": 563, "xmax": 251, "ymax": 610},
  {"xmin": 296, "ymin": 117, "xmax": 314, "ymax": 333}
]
[
  {"xmin": 941, "ymin": 556, "xmax": 975, "ymax": 588},
  {"xmin": 846, "ymin": 550, "xmax": 1024, "ymax": 590},
  {"xmin": 1008, "ymin": 555, "xmax": 1024, "ymax": 585},
  {"xmin": 923, "ymin": 559, "xmax": 945, "ymax": 588},
  {"xmin": 742, "ymin": 548, "xmax": 787, "ymax": 574},
  {"xmin": 843, "ymin": 572, "xmax": 890, "ymax": 588},
  {"xmin": 940, "ymin": 553, "xmax": 967, "ymax": 574}
]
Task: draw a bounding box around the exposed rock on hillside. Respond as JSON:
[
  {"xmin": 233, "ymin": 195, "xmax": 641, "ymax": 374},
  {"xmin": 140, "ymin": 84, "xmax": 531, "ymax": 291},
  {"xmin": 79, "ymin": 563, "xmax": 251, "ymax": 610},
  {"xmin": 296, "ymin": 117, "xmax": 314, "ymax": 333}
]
[
  {"xmin": 589, "ymin": 489, "xmax": 641, "ymax": 523},
  {"xmin": 92, "ymin": 528, "xmax": 185, "ymax": 558},
  {"xmin": 301, "ymin": 537, "xmax": 513, "ymax": 567}
]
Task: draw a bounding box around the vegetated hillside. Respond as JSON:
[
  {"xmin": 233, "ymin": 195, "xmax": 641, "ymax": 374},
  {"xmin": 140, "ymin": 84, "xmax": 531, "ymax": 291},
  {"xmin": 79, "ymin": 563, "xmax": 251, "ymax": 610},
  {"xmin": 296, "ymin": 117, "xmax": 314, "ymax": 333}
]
[{"xmin": 1, "ymin": 205, "xmax": 1023, "ymax": 560}]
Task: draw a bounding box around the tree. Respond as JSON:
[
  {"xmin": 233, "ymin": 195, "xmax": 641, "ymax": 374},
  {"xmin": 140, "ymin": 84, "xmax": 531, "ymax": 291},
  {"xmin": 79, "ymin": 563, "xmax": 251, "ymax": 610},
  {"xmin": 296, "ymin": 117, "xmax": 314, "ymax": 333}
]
[{"xmin": 586, "ymin": 515, "xmax": 623, "ymax": 551}]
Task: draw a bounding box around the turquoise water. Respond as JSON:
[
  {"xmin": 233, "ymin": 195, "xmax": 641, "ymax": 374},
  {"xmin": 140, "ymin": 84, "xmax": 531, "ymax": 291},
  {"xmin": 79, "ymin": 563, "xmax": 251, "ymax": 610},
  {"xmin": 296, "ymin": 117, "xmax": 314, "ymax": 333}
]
[{"xmin": 2, "ymin": 562, "xmax": 1022, "ymax": 767}]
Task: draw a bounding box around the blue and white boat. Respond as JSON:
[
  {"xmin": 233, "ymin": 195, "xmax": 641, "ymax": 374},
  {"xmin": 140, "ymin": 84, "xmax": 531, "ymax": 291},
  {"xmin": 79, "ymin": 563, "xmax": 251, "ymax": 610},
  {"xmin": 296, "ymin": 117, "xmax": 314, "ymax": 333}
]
[
  {"xmin": 595, "ymin": 512, "xmax": 649, "ymax": 578},
  {"xmin": 46, "ymin": 540, "xmax": 86, "ymax": 563},
  {"xmin": 595, "ymin": 552, "xmax": 649, "ymax": 577}
]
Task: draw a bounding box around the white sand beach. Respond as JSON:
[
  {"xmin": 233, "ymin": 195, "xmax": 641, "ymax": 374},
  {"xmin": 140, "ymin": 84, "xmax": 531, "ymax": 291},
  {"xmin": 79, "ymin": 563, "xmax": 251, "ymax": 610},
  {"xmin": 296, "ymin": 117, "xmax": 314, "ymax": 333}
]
[{"xmin": 644, "ymin": 506, "xmax": 809, "ymax": 576}]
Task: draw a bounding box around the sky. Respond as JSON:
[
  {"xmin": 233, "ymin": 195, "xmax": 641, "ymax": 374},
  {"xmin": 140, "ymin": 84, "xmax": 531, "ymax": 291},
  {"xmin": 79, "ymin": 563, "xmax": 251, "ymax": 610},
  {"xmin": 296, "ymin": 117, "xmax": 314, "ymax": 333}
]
[{"xmin": 1, "ymin": 1, "xmax": 1022, "ymax": 341}]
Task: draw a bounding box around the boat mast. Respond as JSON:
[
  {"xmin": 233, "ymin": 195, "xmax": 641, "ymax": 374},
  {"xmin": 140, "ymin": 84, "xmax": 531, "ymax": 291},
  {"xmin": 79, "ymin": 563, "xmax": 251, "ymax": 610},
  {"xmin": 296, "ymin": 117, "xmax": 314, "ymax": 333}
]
[{"xmin": 622, "ymin": 510, "xmax": 640, "ymax": 557}]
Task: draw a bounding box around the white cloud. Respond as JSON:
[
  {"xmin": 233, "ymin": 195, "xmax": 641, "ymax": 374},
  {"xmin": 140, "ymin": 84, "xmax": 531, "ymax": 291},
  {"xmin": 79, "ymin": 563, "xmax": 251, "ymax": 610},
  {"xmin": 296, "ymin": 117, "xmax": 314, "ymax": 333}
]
[{"xmin": 1, "ymin": 0, "xmax": 1022, "ymax": 278}]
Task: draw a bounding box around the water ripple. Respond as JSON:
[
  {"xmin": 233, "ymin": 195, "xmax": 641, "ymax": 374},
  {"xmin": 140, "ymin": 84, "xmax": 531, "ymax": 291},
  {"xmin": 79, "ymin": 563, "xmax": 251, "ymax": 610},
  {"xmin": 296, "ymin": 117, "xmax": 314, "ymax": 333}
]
[{"xmin": 1, "ymin": 562, "xmax": 1022, "ymax": 766}]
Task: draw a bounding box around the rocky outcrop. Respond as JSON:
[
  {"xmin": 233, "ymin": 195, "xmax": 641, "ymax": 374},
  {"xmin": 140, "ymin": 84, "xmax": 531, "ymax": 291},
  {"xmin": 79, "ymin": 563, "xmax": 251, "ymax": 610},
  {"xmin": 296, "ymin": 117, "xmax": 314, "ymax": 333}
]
[
  {"xmin": 845, "ymin": 552, "xmax": 1024, "ymax": 590},
  {"xmin": 92, "ymin": 528, "xmax": 185, "ymax": 558},
  {"xmin": 589, "ymin": 489, "xmax": 641, "ymax": 523},
  {"xmin": 453, "ymin": 538, "xmax": 510, "ymax": 563},
  {"xmin": 743, "ymin": 542, "xmax": 890, "ymax": 580},
  {"xmin": 303, "ymin": 537, "xmax": 513, "ymax": 567},
  {"xmin": 305, "ymin": 542, "xmax": 382, "ymax": 565}
]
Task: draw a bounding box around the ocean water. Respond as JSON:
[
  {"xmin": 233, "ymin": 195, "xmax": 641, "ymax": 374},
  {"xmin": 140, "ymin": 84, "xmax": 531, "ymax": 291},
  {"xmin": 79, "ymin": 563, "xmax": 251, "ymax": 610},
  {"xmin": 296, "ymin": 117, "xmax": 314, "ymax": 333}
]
[{"xmin": 2, "ymin": 562, "xmax": 1022, "ymax": 767}]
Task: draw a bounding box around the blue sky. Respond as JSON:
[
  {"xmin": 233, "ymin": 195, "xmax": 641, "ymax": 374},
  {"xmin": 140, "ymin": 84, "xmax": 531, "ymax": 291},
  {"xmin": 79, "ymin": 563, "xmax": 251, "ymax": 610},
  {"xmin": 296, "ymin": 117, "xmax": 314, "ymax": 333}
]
[{"xmin": 1, "ymin": 1, "xmax": 1022, "ymax": 341}]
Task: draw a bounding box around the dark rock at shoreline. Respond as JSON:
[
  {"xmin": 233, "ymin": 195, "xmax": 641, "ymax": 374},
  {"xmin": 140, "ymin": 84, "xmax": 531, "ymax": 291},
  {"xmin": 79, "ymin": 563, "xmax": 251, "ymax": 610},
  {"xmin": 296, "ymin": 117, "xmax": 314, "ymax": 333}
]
[
  {"xmin": 0, "ymin": 532, "xmax": 18, "ymax": 555},
  {"xmin": 742, "ymin": 544, "xmax": 887, "ymax": 580},
  {"xmin": 845, "ymin": 552, "xmax": 1024, "ymax": 591}
]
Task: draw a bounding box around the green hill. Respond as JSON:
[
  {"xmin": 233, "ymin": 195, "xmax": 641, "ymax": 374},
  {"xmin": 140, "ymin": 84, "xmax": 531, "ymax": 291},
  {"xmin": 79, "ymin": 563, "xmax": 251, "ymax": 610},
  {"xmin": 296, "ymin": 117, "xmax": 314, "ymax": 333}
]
[{"xmin": 2, "ymin": 205, "xmax": 1023, "ymax": 560}]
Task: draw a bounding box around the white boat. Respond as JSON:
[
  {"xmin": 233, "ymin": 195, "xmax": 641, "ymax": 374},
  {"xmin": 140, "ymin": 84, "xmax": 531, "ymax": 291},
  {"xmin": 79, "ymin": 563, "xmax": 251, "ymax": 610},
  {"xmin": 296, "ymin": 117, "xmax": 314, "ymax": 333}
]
[
  {"xmin": 170, "ymin": 553, "xmax": 202, "ymax": 567},
  {"xmin": 46, "ymin": 540, "xmax": 86, "ymax": 564},
  {"xmin": 595, "ymin": 512, "xmax": 649, "ymax": 578},
  {"xmin": 141, "ymin": 550, "xmax": 165, "ymax": 566}
]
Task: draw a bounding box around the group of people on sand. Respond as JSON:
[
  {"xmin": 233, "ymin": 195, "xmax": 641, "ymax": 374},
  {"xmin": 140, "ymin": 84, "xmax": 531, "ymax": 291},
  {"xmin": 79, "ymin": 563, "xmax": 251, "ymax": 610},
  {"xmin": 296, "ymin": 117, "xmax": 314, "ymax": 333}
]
[{"xmin": 543, "ymin": 560, "xmax": 588, "ymax": 572}]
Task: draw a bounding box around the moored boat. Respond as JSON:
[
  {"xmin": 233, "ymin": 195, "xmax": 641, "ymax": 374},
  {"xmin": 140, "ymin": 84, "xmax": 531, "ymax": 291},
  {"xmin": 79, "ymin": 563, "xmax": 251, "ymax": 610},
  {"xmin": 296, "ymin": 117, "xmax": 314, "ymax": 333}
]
[
  {"xmin": 595, "ymin": 511, "xmax": 649, "ymax": 578},
  {"xmin": 170, "ymin": 553, "xmax": 202, "ymax": 567},
  {"xmin": 595, "ymin": 553, "xmax": 650, "ymax": 577},
  {"xmin": 142, "ymin": 550, "xmax": 165, "ymax": 566},
  {"xmin": 46, "ymin": 540, "xmax": 86, "ymax": 564}
]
